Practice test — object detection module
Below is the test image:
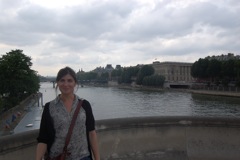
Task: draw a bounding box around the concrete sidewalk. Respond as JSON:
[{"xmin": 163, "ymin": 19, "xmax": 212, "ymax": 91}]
[{"xmin": 13, "ymin": 102, "xmax": 42, "ymax": 134}]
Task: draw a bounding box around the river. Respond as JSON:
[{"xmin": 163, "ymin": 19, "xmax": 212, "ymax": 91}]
[{"xmin": 39, "ymin": 82, "xmax": 240, "ymax": 120}]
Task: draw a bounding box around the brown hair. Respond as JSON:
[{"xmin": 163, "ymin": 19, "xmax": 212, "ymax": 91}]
[
  {"xmin": 56, "ymin": 66, "xmax": 77, "ymax": 83},
  {"xmin": 55, "ymin": 67, "xmax": 78, "ymax": 96}
]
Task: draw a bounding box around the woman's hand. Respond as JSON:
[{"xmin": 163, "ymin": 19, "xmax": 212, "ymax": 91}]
[{"xmin": 36, "ymin": 143, "xmax": 47, "ymax": 160}]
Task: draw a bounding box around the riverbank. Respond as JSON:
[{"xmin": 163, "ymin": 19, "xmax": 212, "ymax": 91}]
[
  {"xmin": 116, "ymin": 84, "xmax": 240, "ymax": 98},
  {"xmin": 117, "ymin": 84, "xmax": 164, "ymax": 92},
  {"xmin": 0, "ymin": 94, "xmax": 41, "ymax": 136},
  {"xmin": 189, "ymin": 89, "xmax": 240, "ymax": 98}
]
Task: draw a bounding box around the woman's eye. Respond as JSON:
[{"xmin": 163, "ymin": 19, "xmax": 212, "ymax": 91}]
[
  {"xmin": 60, "ymin": 79, "xmax": 65, "ymax": 83},
  {"xmin": 68, "ymin": 79, "xmax": 73, "ymax": 83}
]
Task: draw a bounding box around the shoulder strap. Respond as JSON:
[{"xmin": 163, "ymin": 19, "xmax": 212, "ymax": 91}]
[{"xmin": 63, "ymin": 99, "xmax": 83, "ymax": 152}]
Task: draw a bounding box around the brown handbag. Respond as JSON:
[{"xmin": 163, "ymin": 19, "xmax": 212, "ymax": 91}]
[{"xmin": 46, "ymin": 100, "xmax": 83, "ymax": 160}]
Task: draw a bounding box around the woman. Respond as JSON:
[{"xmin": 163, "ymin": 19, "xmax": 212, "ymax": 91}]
[{"xmin": 36, "ymin": 67, "xmax": 100, "ymax": 160}]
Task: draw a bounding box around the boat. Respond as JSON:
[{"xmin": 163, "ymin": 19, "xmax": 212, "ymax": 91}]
[{"xmin": 25, "ymin": 124, "xmax": 33, "ymax": 127}]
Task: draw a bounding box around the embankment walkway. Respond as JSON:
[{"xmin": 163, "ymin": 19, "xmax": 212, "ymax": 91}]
[{"xmin": 0, "ymin": 93, "xmax": 43, "ymax": 136}]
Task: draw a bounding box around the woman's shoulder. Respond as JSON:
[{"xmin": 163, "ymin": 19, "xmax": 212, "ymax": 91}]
[
  {"xmin": 78, "ymin": 98, "xmax": 91, "ymax": 109},
  {"xmin": 43, "ymin": 99, "xmax": 57, "ymax": 111},
  {"xmin": 44, "ymin": 99, "xmax": 54, "ymax": 107},
  {"xmin": 44, "ymin": 102, "xmax": 50, "ymax": 108},
  {"xmin": 79, "ymin": 98, "xmax": 89, "ymax": 104}
]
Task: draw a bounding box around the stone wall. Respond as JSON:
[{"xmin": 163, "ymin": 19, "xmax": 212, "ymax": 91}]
[{"xmin": 0, "ymin": 116, "xmax": 240, "ymax": 160}]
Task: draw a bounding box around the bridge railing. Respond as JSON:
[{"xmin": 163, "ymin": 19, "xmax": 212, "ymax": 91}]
[{"xmin": 1, "ymin": 116, "xmax": 240, "ymax": 160}]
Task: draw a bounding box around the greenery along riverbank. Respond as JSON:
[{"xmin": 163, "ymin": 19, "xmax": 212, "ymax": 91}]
[{"xmin": 0, "ymin": 50, "xmax": 40, "ymax": 112}]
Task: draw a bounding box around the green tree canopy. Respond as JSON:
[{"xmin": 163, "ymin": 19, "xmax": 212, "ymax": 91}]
[
  {"xmin": 77, "ymin": 71, "xmax": 98, "ymax": 81},
  {"xmin": 193, "ymin": 58, "xmax": 209, "ymax": 78},
  {"xmin": 136, "ymin": 65, "xmax": 155, "ymax": 85},
  {"xmin": 207, "ymin": 59, "xmax": 222, "ymax": 81},
  {"xmin": 111, "ymin": 68, "xmax": 122, "ymax": 78},
  {"xmin": 191, "ymin": 55, "xmax": 240, "ymax": 86},
  {"xmin": 142, "ymin": 75, "xmax": 165, "ymax": 87},
  {"xmin": 119, "ymin": 66, "xmax": 139, "ymax": 84},
  {"xmin": 0, "ymin": 49, "xmax": 40, "ymax": 109}
]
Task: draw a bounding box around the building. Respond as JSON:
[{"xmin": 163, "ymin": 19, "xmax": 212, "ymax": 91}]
[
  {"xmin": 115, "ymin": 65, "xmax": 122, "ymax": 70},
  {"xmin": 151, "ymin": 61, "xmax": 195, "ymax": 88},
  {"xmin": 105, "ymin": 64, "xmax": 114, "ymax": 72},
  {"xmin": 92, "ymin": 64, "xmax": 122, "ymax": 80},
  {"xmin": 206, "ymin": 53, "xmax": 240, "ymax": 61}
]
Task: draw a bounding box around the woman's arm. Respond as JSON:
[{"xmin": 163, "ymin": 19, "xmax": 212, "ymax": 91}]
[
  {"xmin": 36, "ymin": 143, "xmax": 47, "ymax": 160},
  {"xmin": 89, "ymin": 130, "xmax": 100, "ymax": 160},
  {"xmin": 36, "ymin": 103, "xmax": 54, "ymax": 160}
]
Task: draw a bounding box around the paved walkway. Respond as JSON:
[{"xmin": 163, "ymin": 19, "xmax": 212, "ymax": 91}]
[{"xmin": 14, "ymin": 103, "xmax": 42, "ymax": 134}]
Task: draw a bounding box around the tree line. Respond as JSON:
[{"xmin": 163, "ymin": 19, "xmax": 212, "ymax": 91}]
[
  {"xmin": 191, "ymin": 56, "xmax": 240, "ymax": 86},
  {"xmin": 0, "ymin": 50, "xmax": 40, "ymax": 111},
  {"xmin": 78, "ymin": 65, "xmax": 165, "ymax": 87}
]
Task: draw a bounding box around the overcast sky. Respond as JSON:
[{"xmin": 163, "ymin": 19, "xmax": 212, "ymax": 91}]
[{"xmin": 0, "ymin": 0, "xmax": 239, "ymax": 76}]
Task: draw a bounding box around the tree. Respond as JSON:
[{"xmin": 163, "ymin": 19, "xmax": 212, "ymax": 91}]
[
  {"xmin": 136, "ymin": 65, "xmax": 154, "ymax": 85},
  {"xmin": 111, "ymin": 68, "xmax": 122, "ymax": 78},
  {"xmin": 120, "ymin": 68, "xmax": 132, "ymax": 83},
  {"xmin": 77, "ymin": 71, "xmax": 97, "ymax": 81},
  {"xmin": 222, "ymin": 59, "xmax": 235, "ymax": 79},
  {"xmin": 207, "ymin": 59, "xmax": 222, "ymax": 82},
  {"xmin": 191, "ymin": 54, "xmax": 240, "ymax": 86},
  {"xmin": 100, "ymin": 72, "xmax": 109, "ymax": 80},
  {"xmin": 234, "ymin": 60, "xmax": 240, "ymax": 87},
  {"xmin": 191, "ymin": 58, "xmax": 210, "ymax": 81},
  {"xmin": 142, "ymin": 75, "xmax": 165, "ymax": 87},
  {"xmin": 119, "ymin": 66, "xmax": 139, "ymax": 84},
  {"xmin": 0, "ymin": 49, "xmax": 40, "ymax": 109}
]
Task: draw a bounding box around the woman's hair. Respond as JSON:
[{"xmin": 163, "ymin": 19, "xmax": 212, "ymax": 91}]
[
  {"xmin": 55, "ymin": 66, "xmax": 78, "ymax": 96},
  {"xmin": 56, "ymin": 66, "xmax": 77, "ymax": 83}
]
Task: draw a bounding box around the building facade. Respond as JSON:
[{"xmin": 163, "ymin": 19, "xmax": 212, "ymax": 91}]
[{"xmin": 151, "ymin": 61, "xmax": 195, "ymax": 83}]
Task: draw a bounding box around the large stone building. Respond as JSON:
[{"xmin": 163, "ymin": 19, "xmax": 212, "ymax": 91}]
[
  {"xmin": 93, "ymin": 64, "xmax": 121, "ymax": 79},
  {"xmin": 151, "ymin": 61, "xmax": 195, "ymax": 83}
]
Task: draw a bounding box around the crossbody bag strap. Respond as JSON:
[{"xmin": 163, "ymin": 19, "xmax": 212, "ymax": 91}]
[{"xmin": 63, "ymin": 99, "xmax": 83, "ymax": 152}]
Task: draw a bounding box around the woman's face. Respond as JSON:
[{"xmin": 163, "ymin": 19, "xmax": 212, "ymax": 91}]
[{"xmin": 57, "ymin": 74, "xmax": 76, "ymax": 95}]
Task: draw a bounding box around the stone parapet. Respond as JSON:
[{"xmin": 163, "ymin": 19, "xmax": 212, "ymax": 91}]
[{"xmin": 0, "ymin": 116, "xmax": 240, "ymax": 160}]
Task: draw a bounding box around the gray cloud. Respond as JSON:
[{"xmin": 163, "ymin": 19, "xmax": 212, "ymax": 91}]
[{"xmin": 0, "ymin": 0, "xmax": 239, "ymax": 76}]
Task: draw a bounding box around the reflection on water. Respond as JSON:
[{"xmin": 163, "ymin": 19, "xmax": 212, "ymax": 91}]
[{"xmin": 39, "ymin": 82, "xmax": 240, "ymax": 120}]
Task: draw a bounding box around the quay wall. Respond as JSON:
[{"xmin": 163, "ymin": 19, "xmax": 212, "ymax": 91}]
[
  {"xmin": 190, "ymin": 90, "xmax": 240, "ymax": 98},
  {"xmin": 0, "ymin": 116, "xmax": 240, "ymax": 160},
  {"xmin": 0, "ymin": 93, "xmax": 43, "ymax": 136}
]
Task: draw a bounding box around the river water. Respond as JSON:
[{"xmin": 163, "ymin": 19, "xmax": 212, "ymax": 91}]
[{"xmin": 39, "ymin": 82, "xmax": 240, "ymax": 120}]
